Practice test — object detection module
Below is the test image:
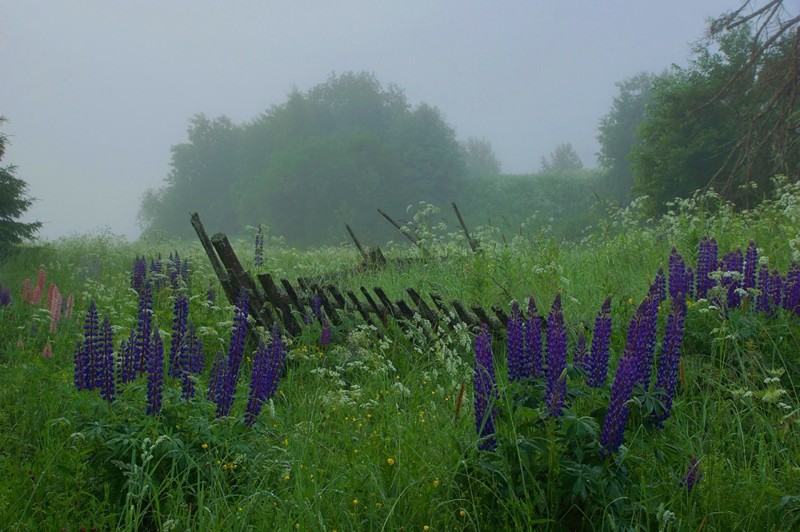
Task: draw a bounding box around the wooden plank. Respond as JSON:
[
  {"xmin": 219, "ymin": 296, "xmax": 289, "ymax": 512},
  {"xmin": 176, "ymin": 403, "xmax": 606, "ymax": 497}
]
[
  {"xmin": 373, "ymin": 287, "xmax": 399, "ymax": 317},
  {"xmin": 345, "ymin": 224, "xmax": 370, "ymax": 263},
  {"xmin": 346, "ymin": 289, "xmax": 378, "ymax": 328},
  {"xmin": 452, "ymin": 300, "xmax": 479, "ymax": 329},
  {"xmin": 360, "ymin": 286, "xmax": 387, "ymax": 323},
  {"xmin": 325, "ymin": 284, "xmax": 347, "ymax": 308},
  {"xmin": 311, "ymin": 284, "xmax": 342, "ymax": 326},
  {"xmin": 280, "ymin": 278, "xmax": 305, "ymax": 313},
  {"xmin": 452, "ymin": 202, "xmax": 479, "ymax": 253},
  {"xmin": 191, "ymin": 212, "xmax": 238, "ymax": 305},
  {"xmin": 492, "ymin": 305, "xmax": 509, "ymax": 327},
  {"xmin": 395, "ymin": 299, "xmax": 416, "ymax": 321},
  {"xmin": 377, "ymin": 208, "xmax": 419, "ymax": 246},
  {"xmin": 406, "ymin": 288, "xmax": 438, "ymax": 325},
  {"xmin": 257, "ymin": 273, "xmax": 301, "ymax": 336}
]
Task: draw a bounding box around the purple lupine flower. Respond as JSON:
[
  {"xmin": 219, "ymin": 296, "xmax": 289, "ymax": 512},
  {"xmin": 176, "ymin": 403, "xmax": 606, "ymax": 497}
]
[
  {"xmin": 682, "ymin": 457, "xmax": 702, "ymax": 493},
  {"xmin": 668, "ymin": 248, "xmax": 689, "ymax": 300},
  {"xmin": 169, "ymin": 293, "xmax": 189, "ymax": 378},
  {"xmin": 573, "ymin": 327, "xmax": 589, "ymax": 374},
  {"xmin": 685, "ymin": 267, "xmax": 694, "ymax": 300},
  {"xmin": 131, "ymin": 256, "xmax": 148, "ymax": 294},
  {"xmin": 653, "ymin": 297, "xmax": 686, "ymax": 427},
  {"xmin": 118, "ymin": 329, "xmax": 137, "ymax": 385},
  {"xmin": 320, "ymin": 315, "xmax": 332, "ymax": 347},
  {"xmin": 523, "ymin": 297, "xmax": 543, "ymax": 379},
  {"xmin": 133, "ymin": 282, "xmax": 153, "ymax": 378},
  {"xmin": 146, "ymin": 329, "xmax": 164, "ymax": 416},
  {"xmin": 216, "ymin": 289, "xmax": 250, "ymax": 418},
  {"xmin": 262, "ymin": 325, "xmax": 288, "ymax": 404},
  {"xmin": 506, "ymin": 301, "xmax": 524, "ymax": 382},
  {"xmin": 99, "ymin": 316, "xmax": 115, "ymax": 404},
  {"xmin": 74, "ymin": 300, "xmax": 100, "ymax": 391},
  {"xmin": 696, "ymin": 237, "xmax": 719, "ymax": 299},
  {"xmin": 474, "ymin": 324, "xmax": 497, "ymax": 451},
  {"xmin": 180, "ymin": 322, "xmax": 204, "ymax": 399},
  {"xmin": 770, "ymin": 269, "xmax": 783, "ymax": 311},
  {"xmin": 245, "ymin": 340, "xmax": 270, "ymax": 426},
  {"xmin": 587, "ymin": 297, "xmax": 612, "ymax": 388},
  {"xmin": 545, "ymin": 294, "xmax": 568, "ymax": 417},
  {"xmin": 650, "ymin": 267, "xmax": 667, "ymax": 304},
  {"xmin": 600, "ymin": 354, "xmax": 638, "ymax": 456},
  {"xmin": 743, "ymin": 241, "xmax": 758, "ymax": 293},
  {"xmin": 631, "ymin": 294, "xmax": 658, "ymax": 391},
  {"xmin": 254, "ymin": 225, "xmax": 265, "ymax": 267},
  {"xmin": 783, "ymin": 262, "xmax": 800, "ymax": 317},
  {"xmin": 0, "ymin": 286, "xmax": 11, "ymax": 306},
  {"xmin": 756, "ymin": 264, "xmax": 771, "ymax": 313},
  {"xmin": 311, "ymin": 293, "xmax": 323, "ymax": 323},
  {"xmin": 207, "ymin": 351, "xmax": 227, "ymax": 404},
  {"xmin": 721, "ymin": 248, "xmax": 744, "ymax": 309}
]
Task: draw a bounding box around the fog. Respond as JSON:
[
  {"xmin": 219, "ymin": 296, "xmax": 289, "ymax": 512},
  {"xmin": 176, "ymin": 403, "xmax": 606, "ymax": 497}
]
[{"xmin": 1, "ymin": 0, "xmax": 736, "ymax": 240}]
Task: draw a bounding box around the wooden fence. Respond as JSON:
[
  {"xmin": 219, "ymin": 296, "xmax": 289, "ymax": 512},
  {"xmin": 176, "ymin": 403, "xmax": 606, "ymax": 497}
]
[{"xmin": 191, "ymin": 208, "xmax": 508, "ymax": 338}]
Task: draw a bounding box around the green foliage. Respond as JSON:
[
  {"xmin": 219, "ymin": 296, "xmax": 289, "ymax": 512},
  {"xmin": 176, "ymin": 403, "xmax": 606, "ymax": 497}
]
[
  {"xmin": 3, "ymin": 181, "xmax": 800, "ymax": 529},
  {"xmin": 0, "ymin": 116, "xmax": 41, "ymax": 248},
  {"xmin": 631, "ymin": 23, "xmax": 800, "ymax": 212},
  {"xmin": 140, "ymin": 72, "xmax": 466, "ymax": 246},
  {"xmin": 462, "ymin": 137, "xmax": 502, "ymax": 178},
  {"xmin": 597, "ymin": 72, "xmax": 660, "ymax": 203},
  {"xmin": 540, "ymin": 143, "xmax": 583, "ymax": 173}
]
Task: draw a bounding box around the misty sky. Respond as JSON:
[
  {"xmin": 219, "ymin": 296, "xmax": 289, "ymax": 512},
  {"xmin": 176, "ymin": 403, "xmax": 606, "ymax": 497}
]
[{"xmin": 1, "ymin": 0, "xmax": 739, "ymax": 240}]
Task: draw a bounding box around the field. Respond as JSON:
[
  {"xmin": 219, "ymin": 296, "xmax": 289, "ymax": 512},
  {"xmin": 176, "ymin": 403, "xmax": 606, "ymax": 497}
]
[{"xmin": 1, "ymin": 183, "xmax": 800, "ymax": 531}]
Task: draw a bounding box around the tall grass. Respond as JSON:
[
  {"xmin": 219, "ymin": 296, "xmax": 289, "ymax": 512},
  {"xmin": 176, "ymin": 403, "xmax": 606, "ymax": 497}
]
[{"xmin": 1, "ymin": 179, "xmax": 799, "ymax": 529}]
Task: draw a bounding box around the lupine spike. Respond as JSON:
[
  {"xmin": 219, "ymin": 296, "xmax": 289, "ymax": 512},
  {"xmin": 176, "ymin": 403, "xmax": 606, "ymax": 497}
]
[
  {"xmin": 99, "ymin": 316, "xmax": 116, "ymax": 404},
  {"xmin": 506, "ymin": 301, "xmax": 524, "ymax": 382},
  {"xmin": 630, "ymin": 294, "xmax": 658, "ymax": 391},
  {"xmin": 320, "ymin": 314, "xmax": 332, "ymax": 347},
  {"xmin": 474, "ymin": 324, "xmax": 497, "ymax": 451},
  {"xmin": 134, "ymin": 282, "xmax": 153, "ymax": 377},
  {"xmin": 264, "ymin": 325, "xmax": 287, "ymax": 405},
  {"xmin": 744, "ymin": 241, "xmax": 758, "ymax": 292},
  {"xmin": 653, "ymin": 297, "xmax": 687, "ymax": 427},
  {"xmin": 545, "ymin": 294, "xmax": 567, "ymax": 417},
  {"xmin": 524, "ymin": 296, "xmax": 543, "ymax": 379},
  {"xmin": 682, "ymin": 457, "xmax": 702, "ymax": 493},
  {"xmin": 573, "ymin": 327, "xmax": 589, "ymax": 374},
  {"xmin": 600, "ymin": 354, "xmax": 638, "ymax": 456},
  {"xmin": 146, "ymin": 329, "xmax": 164, "ymax": 415},
  {"xmin": 169, "ymin": 293, "xmax": 189, "ymax": 378},
  {"xmin": 721, "ymin": 248, "xmax": 744, "ymax": 308},
  {"xmin": 587, "ymin": 297, "xmax": 612, "ymax": 388},
  {"xmin": 669, "ymin": 248, "xmax": 689, "ymax": 300},
  {"xmin": 216, "ymin": 289, "xmax": 250, "ymax": 418},
  {"xmin": 74, "ymin": 300, "xmax": 100, "ymax": 391},
  {"xmin": 245, "ymin": 340, "xmax": 269, "ymax": 426}
]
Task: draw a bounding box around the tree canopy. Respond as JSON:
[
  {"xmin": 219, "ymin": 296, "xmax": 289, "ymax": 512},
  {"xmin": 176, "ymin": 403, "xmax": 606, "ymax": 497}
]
[
  {"xmin": 540, "ymin": 143, "xmax": 583, "ymax": 173},
  {"xmin": 629, "ymin": 1, "xmax": 799, "ymax": 211},
  {"xmin": 596, "ymin": 72, "xmax": 660, "ymax": 202},
  {"xmin": 0, "ymin": 117, "xmax": 41, "ymax": 248},
  {"xmin": 140, "ymin": 72, "xmax": 466, "ymax": 245}
]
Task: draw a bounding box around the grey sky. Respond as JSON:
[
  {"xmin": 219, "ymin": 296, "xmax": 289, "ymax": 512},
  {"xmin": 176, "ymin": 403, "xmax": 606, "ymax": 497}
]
[{"xmin": 1, "ymin": 0, "xmax": 737, "ymax": 240}]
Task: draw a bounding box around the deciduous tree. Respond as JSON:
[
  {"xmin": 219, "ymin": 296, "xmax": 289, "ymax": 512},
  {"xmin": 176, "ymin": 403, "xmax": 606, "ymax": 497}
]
[{"xmin": 0, "ymin": 117, "xmax": 41, "ymax": 247}]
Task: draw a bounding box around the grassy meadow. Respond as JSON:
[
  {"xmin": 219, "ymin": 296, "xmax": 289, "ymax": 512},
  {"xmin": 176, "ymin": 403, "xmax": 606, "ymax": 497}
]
[{"xmin": 1, "ymin": 182, "xmax": 800, "ymax": 530}]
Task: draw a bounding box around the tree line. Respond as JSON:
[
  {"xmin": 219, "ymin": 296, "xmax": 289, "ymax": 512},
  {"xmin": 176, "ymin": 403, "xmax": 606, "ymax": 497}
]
[{"xmin": 1, "ymin": 1, "xmax": 796, "ymax": 248}]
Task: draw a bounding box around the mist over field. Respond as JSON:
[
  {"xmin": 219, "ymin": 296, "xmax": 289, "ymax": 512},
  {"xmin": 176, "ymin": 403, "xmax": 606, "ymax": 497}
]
[{"xmin": 1, "ymin": 1, "xmax": 735, "ymax": 241}]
